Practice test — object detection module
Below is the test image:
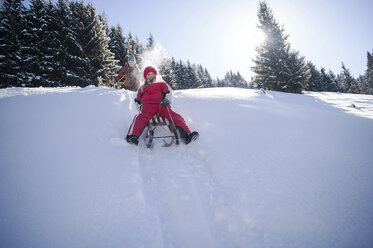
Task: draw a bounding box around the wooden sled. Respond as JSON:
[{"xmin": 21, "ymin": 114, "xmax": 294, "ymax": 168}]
[{"xmin": 145, "ymin": 116, "xmax": 180, "ymax": 148}]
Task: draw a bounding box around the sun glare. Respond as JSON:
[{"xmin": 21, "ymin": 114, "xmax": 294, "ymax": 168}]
[{"xmin": 254, "ymin": 29, "xmax": 266, "ymax": 45}]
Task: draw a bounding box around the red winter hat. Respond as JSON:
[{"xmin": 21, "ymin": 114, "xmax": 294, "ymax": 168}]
[{"xmin": 143, "ymin": 66, "xmax": 157, "ymax": 79}]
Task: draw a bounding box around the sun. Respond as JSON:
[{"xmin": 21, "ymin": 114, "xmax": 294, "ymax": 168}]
[{"xmin": 253, "ymin": 28, "xmax": 266, "ymax": 45}]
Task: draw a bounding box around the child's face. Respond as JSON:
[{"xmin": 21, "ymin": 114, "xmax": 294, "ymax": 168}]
[{"xmin": 146, "ymin": 72, "xmax": 156, "ymax": 81}]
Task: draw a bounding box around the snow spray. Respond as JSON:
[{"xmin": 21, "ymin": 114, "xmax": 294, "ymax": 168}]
[{"xmin": 140, "ymin": 43, "xmax": 168, "ymax": 83}]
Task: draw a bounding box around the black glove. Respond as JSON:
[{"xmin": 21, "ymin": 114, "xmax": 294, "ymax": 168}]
[{"xmin": 161, "ymin": 98, "xmax": 170, "ymax": 106}]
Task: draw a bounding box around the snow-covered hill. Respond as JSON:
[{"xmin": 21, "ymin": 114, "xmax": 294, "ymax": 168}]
[{"xmin": 1, "ymin": 86, "xmax": 373, "ymax": 248}]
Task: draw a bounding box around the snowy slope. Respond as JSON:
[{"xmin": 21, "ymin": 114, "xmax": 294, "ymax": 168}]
[{"xmin": 0, "ymin": 86, "xmax": 373, "ymax": 248}]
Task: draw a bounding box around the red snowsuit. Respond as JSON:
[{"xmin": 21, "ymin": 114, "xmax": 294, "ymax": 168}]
[{"xmin": 127, "ymin": 82, "xmax": 191, "ymax": 137}]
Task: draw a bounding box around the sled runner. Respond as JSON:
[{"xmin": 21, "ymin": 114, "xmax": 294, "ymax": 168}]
[{"xmin": 145, "ymin": 115, "xmax": 180, "ymax": 148}]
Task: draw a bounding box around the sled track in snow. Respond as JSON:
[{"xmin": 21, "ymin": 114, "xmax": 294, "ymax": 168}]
[{"xmin": 136, "ymin": 146, "xmax": 217, "ymax": 248}]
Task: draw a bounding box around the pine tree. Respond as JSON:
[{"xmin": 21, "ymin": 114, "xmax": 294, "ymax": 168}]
[
  {"xmin": 221, "ymin": 70, "xmax": 248, "ymax": 88},
  {"xmin": 97, "ymin": 13, "xmax": 119, "ymax": 82},
  {"xmin": 108, "ymin": 24, "xmax": 127, "ymax": 66},
  {"xmin": 0, "ymin": 0, "xmax": 27, "ymax": 87},
  {"xmin": 349, "ymin": 78, "xmax": 360, "ymax": 94},
  {"xmin": 234, "ymin": 71, "xmax": 248, "ymax": 88},
  {"xmin": 252, "ymin": 1, "xmax": 310, "ymax": 93},
  {"xmin": 356, "ymin": 75, "xmax": 368, "ymax": 94},
  {"xmin": 146, "ymin": 33, "xmax": 155, "ymax": 49},
  {"xmin": 170, "ymin": 59, "xmax": 179, "ymax": 89},
  {"xmin": 84, "ymin": 4, "xmax": 118, "ymax": 84},
  {"xmin": 159, "ymin": 59, "xmax": 177, "ymax": 89},
  {"xmin": 42, "ymin": 1, "xmax": 63, "ymax": 86},
  {"xmin": 126, "ymin": 32, "xmax": 142, "ymax": 63},
  {"xmin": 320, "ymin": 67, "xmax": 338, "ymax": 92},
  {"xmin": 175, "ymin": 60, "xmax": 188, "ymax": 89},
  {"xmin": 224, "ymin": 70, "xmax": 234, "ymax": 87},
  {"xmin": 54, "ymin": 0, "xmax": 77, "ymax": 86},
  {"xmin": 327, "ymin": 70, "xmax": 339, "ymax": 92},
  {"xmin": 366, "ymin": 51, "xmax": 373, "ymax": 94},
  {"xmin": 168, "ymin": 57, "xmax": 179, "ymax": 89},
  {"xmin": 168, "ymin": 58, "xmax": 215, "ymax": 89},
  {"xmin": 55, "ymin": 1, "xmax": 118, "ymax": 87},
  {"xmin": 184, "ymin": 61, "xmax": 198, "ymax": 88},
  {"xmin": 306, "ymin": 62, "xmax": 322, "ymax": 91},
  {"xmin": 217, "ymin": 78, "xmax": 226, "ymax": 87},
  {"xmin": 247, "ymin": 77, "xmax": 255, "ymax": 89},
  {"xmin": 203, "ymin": 68, "xmax": 214, "ymax": 88},
  {"xmin": 339, "ymin": 62, "xmax": 356, "ymax": 93},
  {"xmin": 24, "ymin": 0, "xmax": 50, "ymax": 86},
  {"xmin": 63, "ymin": 1, "xmax": 93, "ymax": 86},
  {"xmin": 195, "ymin": 65, "xmax": 213, "ymax": 88}
]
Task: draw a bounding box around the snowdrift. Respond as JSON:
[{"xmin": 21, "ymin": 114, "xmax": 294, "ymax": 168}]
[{"xmin": 1, "ymin": 86, "xmax": 373, "ymax": 248}]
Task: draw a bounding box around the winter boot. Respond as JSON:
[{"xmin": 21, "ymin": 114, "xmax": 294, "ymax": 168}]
[
  {"xmin": 176, "ymin": 126, "xmax": 188, "ymax": 139},
  {"xmin": 185, "ymin": 131, "xmax": 199, "ymax": 144},
  {"xmin": 126, "ymin": 135, "xmax": 139, "ymax": 146}
]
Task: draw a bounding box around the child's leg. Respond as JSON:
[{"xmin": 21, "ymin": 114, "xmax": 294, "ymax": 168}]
[
  {"xmin": 127, "ymin": 104, "xmax": 158, "ymax": 137},
  {"xmin": 160, "ymin": 105, "xmax": 191, "ymax": 133}
]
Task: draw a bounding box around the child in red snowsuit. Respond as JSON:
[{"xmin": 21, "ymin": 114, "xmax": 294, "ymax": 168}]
[{"xmin": 126, "ymin": 66, "xmax": 198, "ymax": 146}]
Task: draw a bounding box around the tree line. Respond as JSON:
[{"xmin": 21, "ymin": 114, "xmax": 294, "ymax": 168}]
[
  {"xmin": 0, "ymin": 0, "xmax": 241, "ymax": 90},
  {"xmin": 1, "ymin": 0, "xmax": 372, "ymax": 94}
]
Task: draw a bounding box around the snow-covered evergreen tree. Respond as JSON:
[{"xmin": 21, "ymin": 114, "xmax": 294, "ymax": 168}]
[
  {"xmin": 252, "ymin": 1, "xmax": 310, "ymax": 93},
  {"xmin": 235, "ymin": 72, "xmax": 248, "ymax": 88},
  {"xmin": 95, "ymin": 14, "xmax": 119, "ymax": 83},
  {"xmin": 184, "ymin": 61, "xmax": 199, "ymax": 88},
  {"xmin": 214, "ymin": 77, "xmax": 222, "ymax": 87},
  {"xmin": 349, "ymin": 78, "xmax": 361, "ymax": 94},
  {"xmin": 306, "ymin": 62, "xmax": 322, "ymax": 91},
  {"xmin": 195, "ymin": 65, "xmax": 213, "ymax": 88},
  {"xmin": 202, "ymin": 67, "xmax": 214, "ymax": 88},
  {"xmin": 338, "ymin": 62, "xmax": 356, "ymax": 93},
  {"xmin": 356, "ymin": 75, "xmax": 368, "ymax": 94},
  {"xmin": 170, "ymin": 60, "xmax": 215, "ymax": 89},
  {"xmin": 366, "ymin": 51, "xmax": 373, "ymax": 94},
  {"xmin": 125, "ymin": 32, "xmax": 142, "ymax": 64},
  {"xmin": 0, "ymin": 0, "xmax": 27, "ymax": 87},
  {"xmin": 68, "ymin": 2, "xmax": 94, "ymax": 86},
  {"xmin": 23, "ymin": 0, "xmax": 55, "ymax": 86},
  {"xmin": 169, "ymin": 59, "xmax": 182, "ymax": 89},
  {"xmin": 224, "ymin": 71, "xmax": 234, "ymax": 87},
  {"xmin": 108, "ymin": 24, "xmax": 127, "ymax": 66},
  {"xmin": 146, "ymin": 33, "xmax": 155, "ymax": 49},
  {"xmin": 222, "ymin": 70, "xmax": 248, "ymax": 88},
  {"xmin": 168, "ymin": 57, "xmax": 179, "ymax": 89},
  {"xmin": 53, "ymin": 1, "xmax": 118, "ymax": 87},
  {"xmin": 53, "ymin": 0, "xmax": 76, "ymax": 85},
  {"xmin": 327, "ymin": 70, "xmax": 339, "ymax": 92},
  {"xmin": 37, "ymin": 1, "xmax": 62, "ymax": 86},
  {"xmin": 160, "ymin": 59, "xmax": 177, "ymax": 89},
  {"xmin": 175, "ymin": 60, "xmax": 188, "ymax": 89},
  {"xmin": 320, "ymin": 67, "xmax": 339, "ymax": 92}
]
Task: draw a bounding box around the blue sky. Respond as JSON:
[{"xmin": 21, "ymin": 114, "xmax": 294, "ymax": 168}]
[{"xmin": 25, "ymin": 0, "xmax": 373, "ymax": 81}]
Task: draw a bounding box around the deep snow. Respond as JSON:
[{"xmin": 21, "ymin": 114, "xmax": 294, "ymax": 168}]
[{"xmin": 0, "ymin": 86, "xmax": 373, "ymax": 248}]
